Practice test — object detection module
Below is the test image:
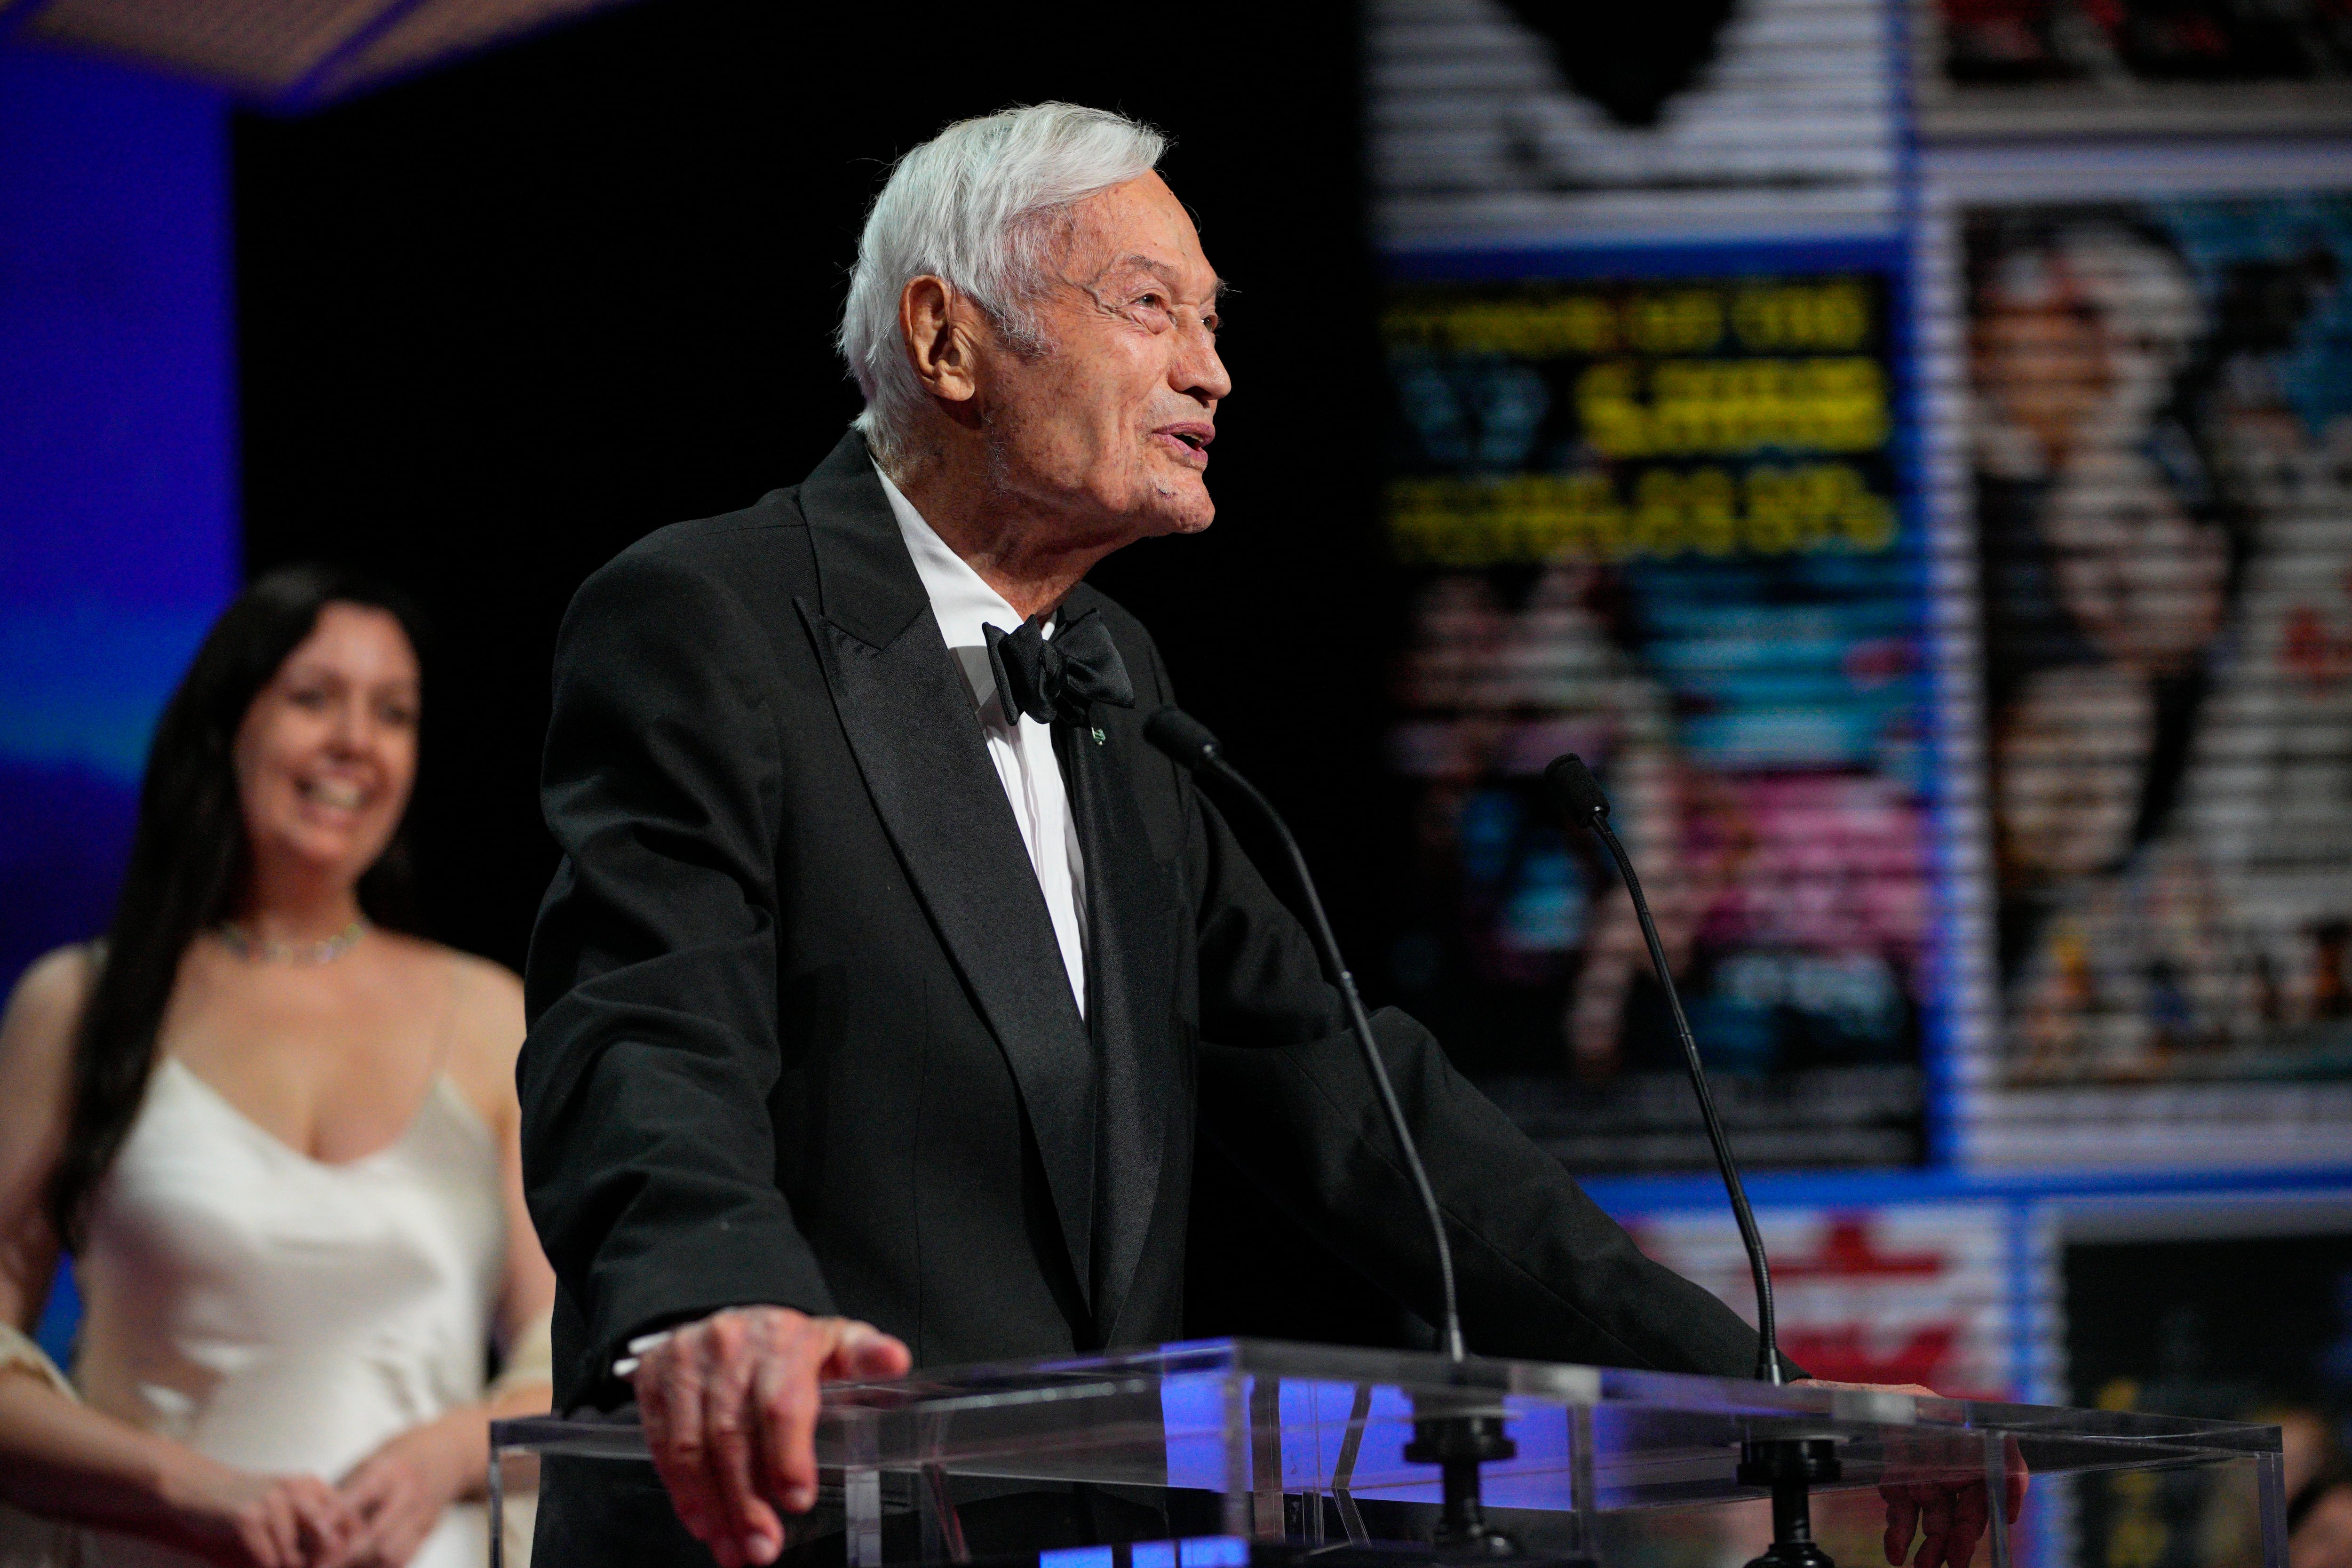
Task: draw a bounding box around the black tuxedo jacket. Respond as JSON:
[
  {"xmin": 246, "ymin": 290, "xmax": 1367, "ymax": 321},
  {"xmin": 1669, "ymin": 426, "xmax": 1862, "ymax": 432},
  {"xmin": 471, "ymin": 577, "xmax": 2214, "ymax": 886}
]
[{"xmin": 520, "ymin": 432, "xmax": 1788, "ymax": 1417}]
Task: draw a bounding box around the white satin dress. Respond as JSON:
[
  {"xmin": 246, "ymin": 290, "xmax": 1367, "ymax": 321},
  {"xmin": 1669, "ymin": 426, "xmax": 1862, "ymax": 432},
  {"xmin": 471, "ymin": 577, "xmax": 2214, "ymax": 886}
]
[{"xmin": 69, "ymin": 1056, "xmax": 507, "ymax": 1568}]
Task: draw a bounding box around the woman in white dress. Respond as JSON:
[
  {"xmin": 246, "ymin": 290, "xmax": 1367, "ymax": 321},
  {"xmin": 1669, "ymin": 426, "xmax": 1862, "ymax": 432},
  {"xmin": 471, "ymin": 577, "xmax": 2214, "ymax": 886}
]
[{"xmin": 0, "ymin": 566, "xmax": 556, "ymax": 1568}]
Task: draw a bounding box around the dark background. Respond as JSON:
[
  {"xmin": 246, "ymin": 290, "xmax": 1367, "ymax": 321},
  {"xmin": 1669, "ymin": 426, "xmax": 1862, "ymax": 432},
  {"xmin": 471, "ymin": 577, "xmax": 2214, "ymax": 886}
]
[{"xmin": 233, "ymin": 0, "xmax": 1391, "ymax": 980}]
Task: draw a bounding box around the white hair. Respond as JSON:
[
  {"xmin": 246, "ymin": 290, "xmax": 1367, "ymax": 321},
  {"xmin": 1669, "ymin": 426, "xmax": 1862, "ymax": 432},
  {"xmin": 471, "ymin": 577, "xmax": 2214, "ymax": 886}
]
[{"xmin": 837, "ymin": 103, "xmax": 1168, "ymax": 468}]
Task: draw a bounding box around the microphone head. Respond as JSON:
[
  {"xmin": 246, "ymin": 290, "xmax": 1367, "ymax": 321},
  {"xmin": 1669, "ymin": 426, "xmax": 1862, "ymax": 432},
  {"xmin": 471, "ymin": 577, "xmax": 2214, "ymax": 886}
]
[
  {"xmin": 1544, "ymin": 753, "xmax": 1612, "ymax": 823},
  {"xmin": 1143, "ymin": 706, "xmax": 1224, "ymax": 771}
]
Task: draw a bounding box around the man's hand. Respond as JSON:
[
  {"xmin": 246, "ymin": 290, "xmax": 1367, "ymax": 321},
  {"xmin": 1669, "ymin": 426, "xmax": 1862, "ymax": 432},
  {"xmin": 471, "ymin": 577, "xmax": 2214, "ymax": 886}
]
[
  {"xmin": 1876, "ymin": 1433, "xmax": 2028, "ymax": 1568},
  {"xmin": 1791, "ymin": 1380, "xmax": 2028, "ymax": 1568},
  {"xmin": 631, "ymin": 1306, "xmax": 912, "ymax": 1568}
]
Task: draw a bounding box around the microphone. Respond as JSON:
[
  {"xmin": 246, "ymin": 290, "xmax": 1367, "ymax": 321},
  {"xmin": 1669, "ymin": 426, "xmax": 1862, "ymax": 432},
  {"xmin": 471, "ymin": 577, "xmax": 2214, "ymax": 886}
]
[
  {"xmin": 1542, "ymin": 754, "xmax": 1782, "ymax": 1386},
  {"xmin": 1144, "ymin": 706, "xmax": 1466, "ymax": 1362}
]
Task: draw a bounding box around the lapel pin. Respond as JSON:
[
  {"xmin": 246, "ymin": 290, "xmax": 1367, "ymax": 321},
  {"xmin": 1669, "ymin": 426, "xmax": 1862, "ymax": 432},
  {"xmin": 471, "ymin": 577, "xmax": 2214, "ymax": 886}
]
[{"xmin": 1091, "ymin": 727, "xmax": 1107, "ymax": 746}]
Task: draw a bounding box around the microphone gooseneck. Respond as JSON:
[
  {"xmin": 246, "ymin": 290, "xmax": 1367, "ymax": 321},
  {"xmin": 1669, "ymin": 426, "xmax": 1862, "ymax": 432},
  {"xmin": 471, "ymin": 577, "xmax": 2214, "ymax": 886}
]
[
  {"xmin": 1542, "ymin": 754, "xmax": 1783, "ymax": 1386},
  {"xmin": 1144, "ymin": 707, "xmax": 1468, "ymax": 1364}
]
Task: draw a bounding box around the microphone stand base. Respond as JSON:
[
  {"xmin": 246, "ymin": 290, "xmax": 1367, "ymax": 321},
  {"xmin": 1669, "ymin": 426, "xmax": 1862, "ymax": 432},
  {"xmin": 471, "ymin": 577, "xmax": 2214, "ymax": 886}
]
[
  {"xmin": 1743, "ymin": 1546, "xmax": 1837, "ymax": 1568},
  {"xmin": 1403, "ymin": 1412, "xmax": 1542, "ymax": 1560},
  {"xmin": 1736, "ymin": 1438, "xmax": 1843, "ymax": 1568}
]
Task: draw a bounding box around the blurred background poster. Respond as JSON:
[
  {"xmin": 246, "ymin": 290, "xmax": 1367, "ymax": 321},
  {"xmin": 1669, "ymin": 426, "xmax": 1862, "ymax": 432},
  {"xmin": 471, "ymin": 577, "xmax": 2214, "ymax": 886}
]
[
  {"xmin": 1361, "ymin": 0, "xmax": 2352, "ymax": 1543},
  {"xmin": 1378, "ymin": 257, "xmax": 1938, "ymax": 1170},
  {"xmin": 1922, "ymin": 0, "xmax": 2352, "ymax": 136},
  {"xmin": 1629, "ymin": 1203, "xmax": 2015, "ymax": 1394},
  {"xmin": 1370, "ymin": 0, "xmax": 1901, "ymax": 244},
  {"xmin": 1372, "ymin": 0, "xmax": 1940, "ymax": 1171},
  {"xmin": 1959, "ymin": 191, "xmax": 2352, "ymax": 1165}
]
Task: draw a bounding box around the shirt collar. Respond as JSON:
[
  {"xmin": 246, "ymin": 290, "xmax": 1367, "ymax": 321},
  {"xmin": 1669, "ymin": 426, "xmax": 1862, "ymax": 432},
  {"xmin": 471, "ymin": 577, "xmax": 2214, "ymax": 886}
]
[{"xmin": 876, "ymin": 463, "xmax": 1047, "ymax": 716}]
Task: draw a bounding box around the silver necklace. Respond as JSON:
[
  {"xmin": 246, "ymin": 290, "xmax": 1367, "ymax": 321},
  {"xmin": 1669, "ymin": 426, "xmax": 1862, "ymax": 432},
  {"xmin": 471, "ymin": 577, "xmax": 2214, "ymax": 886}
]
[{"xmin": 217, "ymin": 918, "xmax": 368, "ymax": 965}]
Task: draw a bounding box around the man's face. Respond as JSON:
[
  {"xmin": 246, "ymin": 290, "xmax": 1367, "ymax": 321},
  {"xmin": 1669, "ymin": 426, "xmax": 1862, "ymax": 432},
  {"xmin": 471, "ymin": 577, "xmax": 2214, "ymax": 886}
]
[{"xmin": 976, "ymin": 173, "xmax": 1231, "ymax": 541}]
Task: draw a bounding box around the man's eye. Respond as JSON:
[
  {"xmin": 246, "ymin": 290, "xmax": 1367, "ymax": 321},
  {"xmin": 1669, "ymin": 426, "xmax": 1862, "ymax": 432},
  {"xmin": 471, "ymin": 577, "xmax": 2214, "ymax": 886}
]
[{"xmin": 290, "ymin": 688, "xmax": 331, "ymax": 709}]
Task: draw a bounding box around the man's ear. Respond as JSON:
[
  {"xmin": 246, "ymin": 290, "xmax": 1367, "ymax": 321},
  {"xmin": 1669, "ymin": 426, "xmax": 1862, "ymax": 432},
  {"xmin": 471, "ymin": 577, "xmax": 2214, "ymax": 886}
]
[{"xmin": 900, "ymin": 276, "xmax": 980, "ymax": 405}]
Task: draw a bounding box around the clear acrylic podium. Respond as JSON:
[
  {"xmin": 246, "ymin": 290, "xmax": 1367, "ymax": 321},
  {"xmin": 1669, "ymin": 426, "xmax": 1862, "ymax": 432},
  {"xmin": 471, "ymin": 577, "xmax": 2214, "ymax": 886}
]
[{"xmin": 488, "ymin": 1338, "xmax": 2287, "ymax": 1568}]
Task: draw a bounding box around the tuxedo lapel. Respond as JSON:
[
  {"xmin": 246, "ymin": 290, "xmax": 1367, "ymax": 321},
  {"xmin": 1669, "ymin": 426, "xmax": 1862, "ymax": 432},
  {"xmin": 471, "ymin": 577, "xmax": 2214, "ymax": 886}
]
[
  {"xmin": 1056, "ymin": 589, "xmax": 1181, "ymax": 1342},
  {"xmin": 793, "ymin": 434, "xmax": 1098, "ymax": 1303}
]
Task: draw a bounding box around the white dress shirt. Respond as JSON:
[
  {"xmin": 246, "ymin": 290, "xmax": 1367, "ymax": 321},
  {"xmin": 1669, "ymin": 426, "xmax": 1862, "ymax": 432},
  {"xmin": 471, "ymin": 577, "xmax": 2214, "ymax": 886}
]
[{"xmin": 877, "ymin": 464, "xmax": 1090, "ymax": 1019}]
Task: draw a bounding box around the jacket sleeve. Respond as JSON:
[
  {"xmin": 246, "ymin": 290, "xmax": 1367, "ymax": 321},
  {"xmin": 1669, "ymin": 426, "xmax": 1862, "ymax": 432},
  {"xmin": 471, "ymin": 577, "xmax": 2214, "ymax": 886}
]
[
  {"xmin": 1155, "ymin": 642, "xmax": 1800, "ymax": 1381},
  {"xmin": 520, "ymin": 547, "xmax": 835, "ymax": 1407}
]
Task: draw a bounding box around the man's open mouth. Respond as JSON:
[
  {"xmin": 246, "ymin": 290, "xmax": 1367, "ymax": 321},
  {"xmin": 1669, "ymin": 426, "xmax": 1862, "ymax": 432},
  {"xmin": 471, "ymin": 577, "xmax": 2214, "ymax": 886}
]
[{"xmin": 1158, "ymin": 423, "xmax": 1215, "ymax": 459}]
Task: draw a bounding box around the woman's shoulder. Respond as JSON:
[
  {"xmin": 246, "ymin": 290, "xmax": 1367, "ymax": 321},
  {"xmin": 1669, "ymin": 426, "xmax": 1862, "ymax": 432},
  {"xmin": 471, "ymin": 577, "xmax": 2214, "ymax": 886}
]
[
  {"xmin": 0, "ymin": 944, "xmax": 100, "ymax": 1111},
  {"xmin": 1, "ymin": 945, "xmax": 99, "ymax": 1044},
  {"xmin": 448, "ymin": 950, "xmax": 526, "ymax": 1051},
  {"xmin": 377, "ymin": 935, "xmax": 525, "ymax": 1116},
  {"xmin": 372, "ymin": 931, "xmax": 519, "ymax": 999}
]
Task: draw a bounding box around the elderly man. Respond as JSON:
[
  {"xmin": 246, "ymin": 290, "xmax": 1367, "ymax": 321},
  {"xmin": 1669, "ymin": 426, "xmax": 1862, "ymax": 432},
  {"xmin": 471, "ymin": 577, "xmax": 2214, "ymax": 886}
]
[{"xmin": 521, "ymin": 103, "xmax": 2002, "ymax": 1568}]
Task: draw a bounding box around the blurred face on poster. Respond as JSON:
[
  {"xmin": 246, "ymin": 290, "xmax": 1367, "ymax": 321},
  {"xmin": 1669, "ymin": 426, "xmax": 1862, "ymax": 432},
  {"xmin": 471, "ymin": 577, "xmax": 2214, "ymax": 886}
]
[
  {"xmin": 2041, "ymin": 449, "xmax": 2229, "ymax": 676},
  {"xmin": 1971, "ymin": 228, "xmax": 2202, "ymax": 480},
  {"xmin": 1995, "ymin": 662, "xmax": 2154, "ymax": 885},
  {"xmin": 1973, "ymin": 257, "xmax": 2113, "ymax": 475}
]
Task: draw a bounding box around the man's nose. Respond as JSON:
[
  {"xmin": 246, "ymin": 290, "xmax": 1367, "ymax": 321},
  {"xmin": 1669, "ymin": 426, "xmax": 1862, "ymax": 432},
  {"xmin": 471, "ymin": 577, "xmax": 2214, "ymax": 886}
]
[{"xmin": 1174, "ymin": 317, "xmax": 1231, "ymax": 405}]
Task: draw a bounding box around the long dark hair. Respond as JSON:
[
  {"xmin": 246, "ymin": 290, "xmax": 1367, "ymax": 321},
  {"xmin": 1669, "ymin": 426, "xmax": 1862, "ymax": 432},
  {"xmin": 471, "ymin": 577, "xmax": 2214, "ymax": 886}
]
[{"xmin": 48, "ymin": 564, "xmax": 430, "ymax": 1250}]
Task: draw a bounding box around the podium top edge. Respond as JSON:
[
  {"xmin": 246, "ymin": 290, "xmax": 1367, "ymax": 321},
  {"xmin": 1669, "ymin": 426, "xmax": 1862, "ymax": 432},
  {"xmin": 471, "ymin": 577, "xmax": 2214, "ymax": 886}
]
[{"xmin": 493, "ymin": 1336, "xmax": 2282, "ymax": 1454}]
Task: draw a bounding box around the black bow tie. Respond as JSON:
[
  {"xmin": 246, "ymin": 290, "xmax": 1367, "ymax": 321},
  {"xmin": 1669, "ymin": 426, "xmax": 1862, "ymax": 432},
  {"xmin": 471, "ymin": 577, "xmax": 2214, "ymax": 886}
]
[{"xmin": 984, "ymin": 608, "xmax": 1135, "ymax": 727}]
